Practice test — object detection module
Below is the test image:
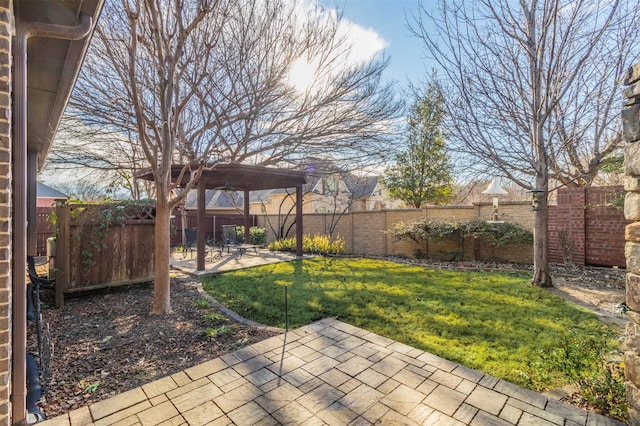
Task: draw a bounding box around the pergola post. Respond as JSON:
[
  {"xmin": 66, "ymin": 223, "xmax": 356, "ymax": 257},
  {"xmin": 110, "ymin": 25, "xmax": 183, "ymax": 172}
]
[
  {"xmin": 244, "ymin": 190, "xmax": 250, "ymax": 243},
  {"xmin": 296, "ymin": 184, "xmax": 303, "ymax": 257},
  {"xmin": 197, "ymin": 179, "xmax": 206, "ymax": 271}
]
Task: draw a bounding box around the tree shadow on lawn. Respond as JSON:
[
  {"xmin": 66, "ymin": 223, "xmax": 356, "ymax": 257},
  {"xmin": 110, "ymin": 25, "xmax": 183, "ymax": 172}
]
[{"xmin": 201, "ymin": 257, "xmax": 615, "ymax": 391}]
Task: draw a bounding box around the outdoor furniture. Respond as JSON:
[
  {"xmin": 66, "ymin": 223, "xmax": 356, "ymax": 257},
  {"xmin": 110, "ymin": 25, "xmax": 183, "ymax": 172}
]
[
  {"xmin": 183, "ymin": 227, "xmax": 197, "ymax": 258},
  {"xmin": 26, "ymin": 256, "xmax": 53, "ymax": 397},
  {"xmin": 221, "ymin": 224, "xmax": 241, "ymax": 253},
  {"xmin": 184, "ymin": 228, "xmax": 224, "ymax": 261},
  {"xmin": 236, "ymin": 244, "xmax": 259, "ymax": 257},
  {"xmin": 27, "ymin": 255, "xmax": 55, "ymax": 290},
  {"xmin": 207, "ymin": 242, "xmax": 224, "ymax": 261}
]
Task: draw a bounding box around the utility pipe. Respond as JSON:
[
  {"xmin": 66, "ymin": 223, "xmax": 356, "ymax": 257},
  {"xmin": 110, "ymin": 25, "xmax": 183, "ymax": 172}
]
[{"xmin": 14, "ymin": 14, "xmax": 93, "ymax": 424}]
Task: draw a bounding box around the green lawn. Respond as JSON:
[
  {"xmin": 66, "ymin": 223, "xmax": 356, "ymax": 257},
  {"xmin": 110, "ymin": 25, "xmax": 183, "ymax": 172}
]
[{"xmin": 200, "ymin": 257, "xmax": 618, "ymax": 391}]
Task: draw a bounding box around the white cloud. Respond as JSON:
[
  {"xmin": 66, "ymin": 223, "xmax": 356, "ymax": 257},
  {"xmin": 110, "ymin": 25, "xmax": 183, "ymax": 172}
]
[
  {"xmin": 286, "ymin": 1, "xmax": 388, "ymax": 93},
  {"xmin": 337, "ymin": 19, "xmax": 388, "ymax": 64}
]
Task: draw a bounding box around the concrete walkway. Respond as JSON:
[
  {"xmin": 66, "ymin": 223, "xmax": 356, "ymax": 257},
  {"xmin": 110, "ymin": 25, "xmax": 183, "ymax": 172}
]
[{"xmin": 41, "ymin": 317, "xmax": 623, "ymax": 426}]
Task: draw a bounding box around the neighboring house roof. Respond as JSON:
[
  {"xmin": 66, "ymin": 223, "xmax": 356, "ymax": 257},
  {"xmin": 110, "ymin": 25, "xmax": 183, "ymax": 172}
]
[
  {"xmin": 37, "ymin": 182, "xmax": 67, "ymax": 199},
  {"xmin": 343, "ymin": 175, "xmax": 379, "ymax": 198},
  {"xmin": 182, "ymin": 174, "xmax": 381, "ymax": 210},
  {"xmin": 183, "ymin": 189, "xmax": 244, "ymax": 211}
]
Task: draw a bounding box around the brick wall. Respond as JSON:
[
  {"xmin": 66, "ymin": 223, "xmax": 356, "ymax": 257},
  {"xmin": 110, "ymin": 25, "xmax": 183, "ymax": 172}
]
[
  {"xmin": 0, "ymin": 3, "xmax": 10, "ymax": 425},
  {"xmin": 259, "ymin": 203, "xmax": 536, "ymax": 263},
  {"xmin": 585, "ymin": 187, "xmax": 627, "ymax": 267},
  {"xmin": 548, "ymin": 188, "xmax": 586, "ymax": 265},
  {"xmin": 259, "ymin": 193, "xmax": 626, "ymax": 267},
  {"xmin": 548, "ymin": 187, "xmax": 628, "ymax": 267}
]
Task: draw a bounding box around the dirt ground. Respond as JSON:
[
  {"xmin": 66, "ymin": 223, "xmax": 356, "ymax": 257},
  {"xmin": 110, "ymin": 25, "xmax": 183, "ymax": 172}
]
[
  {"xmin": 34, "ymin": 277, "xmax": 280, "ymax": 419},
  {"xmin": 32, "ymin": 261, "xmax": 628, "ymax": 420},
  {"xmin": 549, "ymin": 274, "xmax": 627, "ymax": 330}
]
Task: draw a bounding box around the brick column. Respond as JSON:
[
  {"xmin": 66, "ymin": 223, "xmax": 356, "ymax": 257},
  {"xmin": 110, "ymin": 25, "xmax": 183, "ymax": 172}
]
[
  {"xmin": 623, "ymin": 63, "xmax": 640, "ymax": 425},
  {"xmin": 0, "ymin": 3, "xmax": 10, "ymax": 425}
]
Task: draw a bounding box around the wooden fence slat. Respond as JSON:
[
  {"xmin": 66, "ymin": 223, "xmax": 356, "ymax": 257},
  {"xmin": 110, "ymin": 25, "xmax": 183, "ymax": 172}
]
[
  {"xmin": 55, "ymin": 205, "xmax": 69, "ymax": 307},
  {"xmin": 54, "ymin": 204, "xmax": 155, "ymax": 307}
]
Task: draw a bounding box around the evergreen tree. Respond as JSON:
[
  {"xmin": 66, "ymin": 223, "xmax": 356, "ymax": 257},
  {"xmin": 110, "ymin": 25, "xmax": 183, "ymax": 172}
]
[{"xmin": 383, "ymin": 79, "xmax": 453, "ymax": 208}]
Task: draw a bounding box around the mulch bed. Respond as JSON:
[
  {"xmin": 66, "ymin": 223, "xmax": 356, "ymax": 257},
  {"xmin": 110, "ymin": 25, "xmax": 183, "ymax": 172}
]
[{"xmin": 33, "ymin": 278, "xmax": 280, "ymax": 419}]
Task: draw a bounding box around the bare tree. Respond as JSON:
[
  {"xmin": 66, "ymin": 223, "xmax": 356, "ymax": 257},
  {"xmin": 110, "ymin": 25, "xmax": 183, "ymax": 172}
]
[
  {"xmin": 68, "ymin": 0, "xmax": 401, "ymax": 313},
  {"xmin": 255, "ymin": 189, "xmax": 301, "ymax": 241},
  {"xmin": 50, "ymin": 179, "xmax": 109, "ymax": 202},
  {"xmin": 46, "ymin": 116, "xmax": 153, "ymax": 200},
  {"xmin": 311, "ymin": 171, "xmax": 379, "ymax": 236},
  {"xmin": 412, "ymin": 0, "xmax": 640, "ymax": 286}
]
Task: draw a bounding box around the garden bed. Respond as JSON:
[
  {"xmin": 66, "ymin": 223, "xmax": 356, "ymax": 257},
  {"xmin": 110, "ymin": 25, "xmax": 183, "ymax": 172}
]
[{"xmin": 35, "ymin": 277, "xmax": 280, "ymax": 419}]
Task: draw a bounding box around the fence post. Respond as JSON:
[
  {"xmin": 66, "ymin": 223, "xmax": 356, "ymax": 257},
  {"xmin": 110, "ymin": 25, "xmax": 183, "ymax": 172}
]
[{"xmin": 55, "ymin": 204, "xmax": 69, "ymax": 307}]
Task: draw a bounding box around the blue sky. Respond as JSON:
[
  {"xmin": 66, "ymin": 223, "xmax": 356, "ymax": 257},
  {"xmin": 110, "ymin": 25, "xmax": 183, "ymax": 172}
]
[{"xmin": 320, "ymin": 0, "xmax": 435, "ymax": 88}]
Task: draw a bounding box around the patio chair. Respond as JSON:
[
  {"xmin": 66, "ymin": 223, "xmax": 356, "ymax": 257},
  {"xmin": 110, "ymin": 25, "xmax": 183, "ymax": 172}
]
[
  {"xmin": 207, "ymin": 240, "xmax": 224, "ymax": 261},
  {"xmin": 183, "ymin": 227, "xmax": 197, "ymax": 258},
  {"xmin": 221, "ymin": 225, "xmax": 240, "ymax": 253}
]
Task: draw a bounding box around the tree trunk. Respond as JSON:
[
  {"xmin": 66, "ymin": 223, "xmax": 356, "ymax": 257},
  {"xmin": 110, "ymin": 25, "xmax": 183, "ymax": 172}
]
[
  {"xmin": 532, "ymin": 174, "xmax": 553, "ymax": 288},
  {"xmin": 151, "ymin": 197, "xmax": 172, "ymax": 314}
]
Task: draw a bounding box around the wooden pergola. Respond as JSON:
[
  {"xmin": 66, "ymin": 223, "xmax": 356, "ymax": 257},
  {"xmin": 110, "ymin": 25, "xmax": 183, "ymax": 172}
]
[{"xmin": 144, "ymin": 164, "xmax": 307, "ymax": 270}]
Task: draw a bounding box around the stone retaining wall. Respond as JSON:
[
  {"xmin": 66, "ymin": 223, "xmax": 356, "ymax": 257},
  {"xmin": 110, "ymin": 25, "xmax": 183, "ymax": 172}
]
[{"xmin": 622, "ymin": 63, "xmax": 640, "ymax": 425}]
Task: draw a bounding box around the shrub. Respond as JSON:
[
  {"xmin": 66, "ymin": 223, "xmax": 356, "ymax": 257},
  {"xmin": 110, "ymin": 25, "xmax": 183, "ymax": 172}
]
[
  {"xmin": 531, "ymin": 331, "xmax": 626, "ymax": 420},
  {"xmin": 235, "ymin": 226, "xmax": 267, "ymax": 245},
  {"xmin": 390, "ymin": 217, "xmax": 532, "ymax": 260},
  {"xmin": 269, "ymin": 234, "xmax": 347, "ymax": 255},
  {"xmin": 461, "ymin": 218, "xmax": 533, "ymax": 247}
]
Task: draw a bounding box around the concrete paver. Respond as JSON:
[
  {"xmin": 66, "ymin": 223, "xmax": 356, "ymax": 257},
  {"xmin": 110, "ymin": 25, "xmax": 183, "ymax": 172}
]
[
  {"xmin": 380, "ymin": 383, "xmax": 426, "ymax": 415},
  {"xmin": 423, "ymin": 384, "xmax": 467, "ymax": 416},
  {"xmin": 41, "ymin": 318, "xmax": 626, "ymax": 426},
  {"xmin": 465, "ymin": 386, "xmax": 508, "ymax": 415},
  {"xmin": 135, "ymin": 401, "xmax": 181, "ymax": 425},
  {"xmin": 89, "ymin": 388, "xmax": 148, "ymax": 421},
  {"xmin": 338, "ymin": 383, "xmax": 384, "ymax": 414}
]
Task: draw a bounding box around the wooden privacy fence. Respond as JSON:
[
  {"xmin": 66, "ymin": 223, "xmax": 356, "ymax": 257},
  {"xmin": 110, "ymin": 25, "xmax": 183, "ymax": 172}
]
[
  {"xmin": 36, "ymin": 207, "xmax": 54, "ymax": 256},
  {"xmin": 54, "ymin": 203, "xmax": 156, "ymax": 307}
]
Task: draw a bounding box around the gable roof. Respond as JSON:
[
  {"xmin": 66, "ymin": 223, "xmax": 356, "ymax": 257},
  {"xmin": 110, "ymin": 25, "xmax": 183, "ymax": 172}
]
[
  {"xmin": 37, "ymin": 182, "xmax": 67, "ymax": 199},
  {"xmin": 183, "ymin": 189, "xmax": 244, "ymax": 211},
  {"xmin": 343, "ymin": 175, "xmax": 379, "ymax": 198}
]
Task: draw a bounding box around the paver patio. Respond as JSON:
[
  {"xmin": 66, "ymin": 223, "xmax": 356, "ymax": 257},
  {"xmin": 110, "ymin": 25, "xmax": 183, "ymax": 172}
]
[
  {"xmin": 170, "ymin": 248, "xmax": 299, "ymax": 276},
  {"xmin": 40, "ymin": 317, "xmax": 624, "ymax": 426}
]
